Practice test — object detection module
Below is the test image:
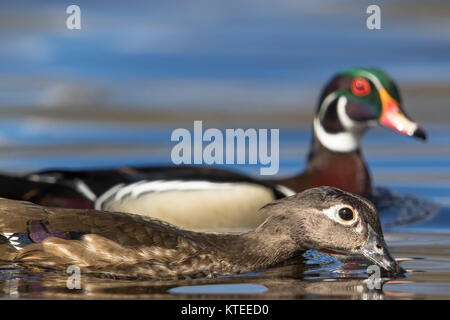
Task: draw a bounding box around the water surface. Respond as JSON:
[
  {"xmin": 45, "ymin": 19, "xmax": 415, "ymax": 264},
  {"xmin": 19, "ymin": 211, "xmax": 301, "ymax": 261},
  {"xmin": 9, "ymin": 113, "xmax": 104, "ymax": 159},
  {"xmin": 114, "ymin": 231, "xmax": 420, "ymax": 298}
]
[
  {"xmin": 0, "ymin": 120, "xmax": 449, "ymax": 300},
  {"xmin": 0, "ymin": 0, "xmax": 449, "ymax": 300}
]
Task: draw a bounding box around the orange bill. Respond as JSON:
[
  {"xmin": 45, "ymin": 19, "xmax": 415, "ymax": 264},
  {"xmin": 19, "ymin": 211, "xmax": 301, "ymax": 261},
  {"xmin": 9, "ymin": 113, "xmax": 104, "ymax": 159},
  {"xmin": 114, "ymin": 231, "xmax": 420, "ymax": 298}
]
[{"xmin": 379, "ymin": 88, "xmax": 427, "ymax": 140}]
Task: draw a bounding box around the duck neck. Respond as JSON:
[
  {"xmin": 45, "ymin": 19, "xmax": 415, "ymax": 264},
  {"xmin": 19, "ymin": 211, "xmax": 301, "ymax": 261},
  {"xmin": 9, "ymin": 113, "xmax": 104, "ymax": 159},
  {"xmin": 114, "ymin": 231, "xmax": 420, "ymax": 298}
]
[
  {"xmin": 305, "ymin": 125, "xmax": 372, "ymax": 199},
  {"xmin": 313, "ymin": 94, "xmax": 367, "ymax": 153},
  {"xmin": 313, "ymin": 115, "xmax": 363, "ymax": 153},
  {"xmin": 276, "ymin": 115, "xmax": 372, "ymax": 199},
  {"xmin": 206, "ymin": 215, "xmax": 305, "ymax": 270}
]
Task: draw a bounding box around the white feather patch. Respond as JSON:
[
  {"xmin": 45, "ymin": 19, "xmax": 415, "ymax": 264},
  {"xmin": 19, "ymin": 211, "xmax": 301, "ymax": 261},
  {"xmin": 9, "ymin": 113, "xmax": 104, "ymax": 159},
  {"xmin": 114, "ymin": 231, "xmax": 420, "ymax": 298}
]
[
  {"xmin": 95, "ymin": 180, "xmax": 276, "ymax": 231},
  {"xmin": 98, "ymin": 180, "xmax": 239, "ymax": 207},
  {"xmin": 314, "ymin": 96, "xmax": 362, "ymax": 153},
  {"xmin": 1, "ymin": 232, "xmax": 23, "ymax": 250},
  {"xmin": 73, "ymin": 179, "xmax": 97, "ymax": 201},
  {"xmin": 275, "ymin": 185, "xmax": 296, "ymax": 197}
]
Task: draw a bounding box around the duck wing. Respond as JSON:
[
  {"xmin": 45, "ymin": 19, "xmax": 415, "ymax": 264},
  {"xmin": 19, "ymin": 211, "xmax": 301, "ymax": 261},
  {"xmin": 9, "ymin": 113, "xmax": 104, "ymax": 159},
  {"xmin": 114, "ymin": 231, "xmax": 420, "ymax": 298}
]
[
  {"xmin": 0, "ymin": 174, "xmax": 92, "ymax": 209},
  {"xmin": 0, "ymin": 198, "xmax": 211, "ymax": 278},
  {"xmin": 32, "ymin": 165, "xmax": 288, "ymax": 200}
]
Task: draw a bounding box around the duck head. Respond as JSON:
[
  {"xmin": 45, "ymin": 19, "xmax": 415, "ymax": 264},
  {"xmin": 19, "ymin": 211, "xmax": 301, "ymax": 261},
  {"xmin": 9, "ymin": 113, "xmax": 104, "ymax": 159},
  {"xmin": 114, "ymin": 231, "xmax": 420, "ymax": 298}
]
[
  {"xmin": 313, "ymin": 67, "xmax": 426, "ymax": 153},
  {"xmin": 260, "ymin": 186, "xmax": 404, "ymax": 274}
]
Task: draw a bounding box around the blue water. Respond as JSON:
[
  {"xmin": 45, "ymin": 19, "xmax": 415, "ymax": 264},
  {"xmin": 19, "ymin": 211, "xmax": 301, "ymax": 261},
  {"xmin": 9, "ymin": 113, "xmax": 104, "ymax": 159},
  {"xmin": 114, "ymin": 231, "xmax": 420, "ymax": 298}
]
[
  {"xmin": 0, "ymin": 0, "xmax": 449, "ymax": 299},
  {"xmin": 0, "ymin": 120, "xmax": 448, "ymax": 204},
  {"xmin": 0, "ymin": 119, "xmax": 447, "ymax": 299},
  {"xmin": 1, "ymin": 0, "xmax": 450, "ymax": 110}
]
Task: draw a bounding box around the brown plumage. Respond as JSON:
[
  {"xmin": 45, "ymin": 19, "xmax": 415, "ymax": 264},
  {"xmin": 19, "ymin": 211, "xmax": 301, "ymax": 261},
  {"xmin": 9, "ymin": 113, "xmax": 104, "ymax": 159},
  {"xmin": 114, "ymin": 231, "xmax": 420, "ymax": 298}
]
[{"xmin": 0, "ymin": 187, "xmax": 403, "ymax": 279}]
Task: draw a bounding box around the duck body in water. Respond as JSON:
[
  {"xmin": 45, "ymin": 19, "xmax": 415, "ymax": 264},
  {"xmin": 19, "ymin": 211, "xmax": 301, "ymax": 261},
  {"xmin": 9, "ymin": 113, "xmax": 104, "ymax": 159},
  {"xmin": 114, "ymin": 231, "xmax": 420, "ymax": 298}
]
[
  {"xmin": 0, "ymin": 187, "xmax": 403, "ymax": 279},
  {"xmin": 0, "ymin": 68, "xmax": 427, "ymax": 230}
]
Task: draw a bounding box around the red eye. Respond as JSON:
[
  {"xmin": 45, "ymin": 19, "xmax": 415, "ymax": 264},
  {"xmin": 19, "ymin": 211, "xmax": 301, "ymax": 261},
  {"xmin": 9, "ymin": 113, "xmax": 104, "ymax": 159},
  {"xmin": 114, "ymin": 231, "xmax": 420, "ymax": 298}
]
[{"xmin": 351, "ymin": 78, "xmax": 371, "ymax": 96}]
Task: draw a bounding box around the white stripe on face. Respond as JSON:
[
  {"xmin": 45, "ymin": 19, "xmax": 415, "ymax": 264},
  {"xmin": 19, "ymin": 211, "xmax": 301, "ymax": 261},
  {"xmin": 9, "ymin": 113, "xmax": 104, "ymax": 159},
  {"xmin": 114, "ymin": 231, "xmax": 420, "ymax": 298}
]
[
  {"xmin": 358, "ymin": 71, "xmax": 383, "ymax": 91},
  {"xmin": 321, "ymin": 204, "xmax": 361, "ymax": 230},
  {"xmin": 314, "ymin": 96, "xmax": 362, "ymax": 153}
]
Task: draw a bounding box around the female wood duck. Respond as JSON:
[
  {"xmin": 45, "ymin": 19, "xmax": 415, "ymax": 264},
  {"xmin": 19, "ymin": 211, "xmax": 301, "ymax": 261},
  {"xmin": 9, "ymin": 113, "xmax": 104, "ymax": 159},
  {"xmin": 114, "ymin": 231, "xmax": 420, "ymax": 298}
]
[
  {"xmin": 0, "ymin": 187, "xmax": 404, "ymax": 279},
  {"xmin": 0, "ymin": 67, "xmax": 427, "ymax": 230}
]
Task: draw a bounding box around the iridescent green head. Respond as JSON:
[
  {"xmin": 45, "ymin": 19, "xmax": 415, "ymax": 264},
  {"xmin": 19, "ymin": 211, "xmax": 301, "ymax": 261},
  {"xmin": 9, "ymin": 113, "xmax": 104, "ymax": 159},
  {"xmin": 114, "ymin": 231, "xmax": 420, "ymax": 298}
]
[{"xmin": 314, "ymin": 67, "xmax": 426, "ymax": 152}]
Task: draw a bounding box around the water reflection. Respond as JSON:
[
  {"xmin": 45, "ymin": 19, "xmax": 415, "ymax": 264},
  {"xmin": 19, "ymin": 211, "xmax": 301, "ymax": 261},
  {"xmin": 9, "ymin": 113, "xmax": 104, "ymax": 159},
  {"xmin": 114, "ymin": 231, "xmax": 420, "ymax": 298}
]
[
  {"xmin": 4, "ymin": 232, "xmax": 448, "ymax": 300},
  {"xmin": 0, "ymin": 263, "xmax": 387, "ymax": 300},
  {"xmin": 0, "ymin": 0, "xmax": 449, "ymax": 301},
  {"xmin": 0, "ymin": 123, "xmax": 450, "ymax": 299}
]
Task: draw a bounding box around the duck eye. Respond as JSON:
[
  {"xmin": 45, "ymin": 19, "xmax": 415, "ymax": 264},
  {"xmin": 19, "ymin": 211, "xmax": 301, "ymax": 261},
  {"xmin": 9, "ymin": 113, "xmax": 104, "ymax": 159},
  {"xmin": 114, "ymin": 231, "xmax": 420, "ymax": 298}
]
[
  {"xmin": 338, "ymin": 207, "xmax": 355, "ymax": 221},
  {"xmin": 351, "ymin": 78, "xmax": 371, "ymax": 96}
]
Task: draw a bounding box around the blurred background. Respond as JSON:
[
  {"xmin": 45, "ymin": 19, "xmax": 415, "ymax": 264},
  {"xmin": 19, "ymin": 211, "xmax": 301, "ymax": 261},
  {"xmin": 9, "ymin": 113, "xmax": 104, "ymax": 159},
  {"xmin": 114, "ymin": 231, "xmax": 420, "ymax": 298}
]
[
  {"xmin": 0, "ymin": 0, "xmax": 449, "ymax": 202},
  {"xmin": 1, "ymin": 0, "xmax": 450, "ymax": 299}
]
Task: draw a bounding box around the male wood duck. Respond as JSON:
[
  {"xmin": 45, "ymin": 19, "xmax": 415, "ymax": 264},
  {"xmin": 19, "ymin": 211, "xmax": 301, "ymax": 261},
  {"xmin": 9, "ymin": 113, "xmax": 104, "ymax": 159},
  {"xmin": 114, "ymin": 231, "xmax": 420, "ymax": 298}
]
[
  {"xmin": 0, "ymin": 67, "xmax": 427, "ymax": 230},
  {"xmin": 0, "ymin": 187, "xmax": 404, "ymax": 279}
]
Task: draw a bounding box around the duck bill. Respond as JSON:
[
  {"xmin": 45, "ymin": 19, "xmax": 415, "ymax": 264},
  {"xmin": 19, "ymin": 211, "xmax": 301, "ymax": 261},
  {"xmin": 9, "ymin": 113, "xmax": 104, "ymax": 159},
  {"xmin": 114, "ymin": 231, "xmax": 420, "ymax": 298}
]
[
  {"xmin": 360, "ymin": 225, "xmax": 405, "ymax": 275},
  {"xmin": 379, "ymin": 89, "xmax": 427, "ymax": 140}
]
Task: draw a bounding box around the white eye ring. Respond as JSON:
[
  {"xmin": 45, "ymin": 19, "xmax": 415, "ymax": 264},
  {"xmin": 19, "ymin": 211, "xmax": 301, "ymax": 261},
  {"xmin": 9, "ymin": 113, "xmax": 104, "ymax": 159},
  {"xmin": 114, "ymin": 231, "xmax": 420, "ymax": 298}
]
[{"xmin": 322, "ymin": 204, "xmax": 359, "ymax": 226}]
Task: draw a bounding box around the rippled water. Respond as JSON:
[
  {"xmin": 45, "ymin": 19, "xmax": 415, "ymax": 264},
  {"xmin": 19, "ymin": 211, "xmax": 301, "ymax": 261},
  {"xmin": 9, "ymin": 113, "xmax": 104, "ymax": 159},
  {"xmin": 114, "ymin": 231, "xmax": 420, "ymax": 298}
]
[
  {"xmin": 0, "ymin": 120, "xmax": 449, "ymax": 299},
  {"xmin": 0, "ymin": 0, "xmax": 449, "ymax": 300}
]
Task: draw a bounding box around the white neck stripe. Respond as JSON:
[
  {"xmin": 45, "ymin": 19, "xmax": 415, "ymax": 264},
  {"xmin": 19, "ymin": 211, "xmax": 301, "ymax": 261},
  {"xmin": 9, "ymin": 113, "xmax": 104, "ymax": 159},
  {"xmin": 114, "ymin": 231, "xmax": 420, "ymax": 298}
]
[{"xmin": 314, "ymin": 96, "xmax": 361, "ymax": 153}]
